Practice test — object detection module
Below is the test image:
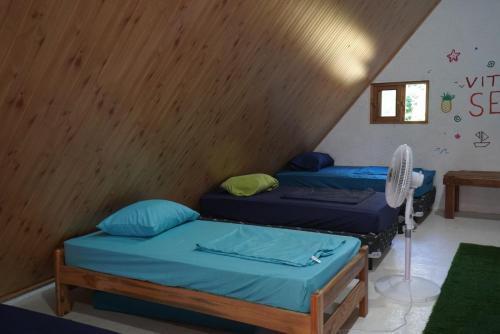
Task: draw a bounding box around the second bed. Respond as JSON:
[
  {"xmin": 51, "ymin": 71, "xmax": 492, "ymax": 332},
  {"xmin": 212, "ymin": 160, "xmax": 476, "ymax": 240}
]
[
  {"xmin": 200, "ymin": 186, "xmax": 399, "ymax": 268},
  {"xmin": 276, "ymin": 165, "xmax": 436, "ymax": 224}
]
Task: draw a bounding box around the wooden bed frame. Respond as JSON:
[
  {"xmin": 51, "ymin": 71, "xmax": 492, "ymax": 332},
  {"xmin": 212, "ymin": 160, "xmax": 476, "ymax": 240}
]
[{"xmin": 54, "ymin": 246, "xmax": 368, "ymax": 334}]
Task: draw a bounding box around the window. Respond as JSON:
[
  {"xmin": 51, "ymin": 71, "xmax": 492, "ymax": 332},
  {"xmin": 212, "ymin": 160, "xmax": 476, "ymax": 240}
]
[{"xmin": 370, "ymin": 81, "xmax": 429, "ymax": 124}]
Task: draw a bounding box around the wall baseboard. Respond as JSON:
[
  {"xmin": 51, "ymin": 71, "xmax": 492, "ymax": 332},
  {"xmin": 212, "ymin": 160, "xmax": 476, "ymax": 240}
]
[{"xmin": 1, "ymin": 278, "xmax": 54, "ymax": 304}]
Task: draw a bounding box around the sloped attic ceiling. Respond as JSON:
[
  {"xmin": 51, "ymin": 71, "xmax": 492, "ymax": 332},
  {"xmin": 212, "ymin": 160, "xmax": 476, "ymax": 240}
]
[{"xmin": 0, "ymin": 0, "xmax": 439, "ymax": 299}]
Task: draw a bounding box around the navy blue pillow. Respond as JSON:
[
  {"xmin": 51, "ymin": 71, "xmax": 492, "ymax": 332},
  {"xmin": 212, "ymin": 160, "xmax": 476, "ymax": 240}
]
[{"xmin": 288, "ymin": 152, "xmax": 334, "ymax": 171}]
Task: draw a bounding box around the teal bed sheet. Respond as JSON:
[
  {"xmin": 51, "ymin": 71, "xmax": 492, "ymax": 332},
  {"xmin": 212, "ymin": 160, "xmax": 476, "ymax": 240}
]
[
  {"xmin": 195, "ymin": 226, "xmax": 347, "ymax": 267},
  {"xmin": 64, "ymin": 220, "xmax": 360, "ymax": 313},
  {"xmin": 276, "ymin": 165, "xmax": 435, "ymax": 197}
]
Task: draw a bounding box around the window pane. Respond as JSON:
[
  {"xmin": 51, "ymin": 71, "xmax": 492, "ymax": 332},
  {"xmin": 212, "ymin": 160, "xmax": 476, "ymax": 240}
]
[
  {"xmin": 380, "ymin": 90, "xmax": 397, "ymax": 117},
  {"xmin": 405, "ymin": 83, "xmax": 427, "ymax": 122}
]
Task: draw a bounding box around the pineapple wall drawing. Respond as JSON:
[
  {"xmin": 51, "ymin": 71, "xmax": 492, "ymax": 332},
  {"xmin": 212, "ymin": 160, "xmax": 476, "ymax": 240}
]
[{"xmin": 441, "ymin": 92, "xmax": 455, "ymax": 113}]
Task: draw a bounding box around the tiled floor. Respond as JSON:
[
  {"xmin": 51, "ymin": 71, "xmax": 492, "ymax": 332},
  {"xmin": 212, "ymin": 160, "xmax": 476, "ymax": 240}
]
[{"xmin": 6, "ymin": 211, "xmax": 500, "ymax": 333}]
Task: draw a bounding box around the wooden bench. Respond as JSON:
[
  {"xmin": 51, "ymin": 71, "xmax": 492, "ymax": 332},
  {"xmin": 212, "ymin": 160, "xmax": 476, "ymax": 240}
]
[{"xmin": 443, "ymin": 171, "xmax": 500, "ymax": 219}]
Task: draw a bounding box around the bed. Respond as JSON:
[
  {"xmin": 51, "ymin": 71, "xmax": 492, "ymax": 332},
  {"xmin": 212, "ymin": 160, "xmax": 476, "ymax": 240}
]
[
  {"xmin": 276, "ymin": 166, "xmax": 436, "ymax": 223},
  {"xmin": 200, "ymin": 186, "xmax": 399, "ymax": 268},
  {"xmin": 55, "ymin": 219, "xmax": 369, "ymax": 334}
]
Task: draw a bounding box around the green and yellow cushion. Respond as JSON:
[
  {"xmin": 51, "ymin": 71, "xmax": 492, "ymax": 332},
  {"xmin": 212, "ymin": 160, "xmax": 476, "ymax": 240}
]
[{"xmin": 221, "ymin": 173, "xmax": 279, "ymax": 196}]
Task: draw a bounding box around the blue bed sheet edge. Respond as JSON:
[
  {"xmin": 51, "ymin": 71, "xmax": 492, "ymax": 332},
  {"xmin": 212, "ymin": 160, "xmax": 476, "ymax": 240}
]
[{"xmin": 276, "ymin": 165, "xmax": 435, "ymax": 198}]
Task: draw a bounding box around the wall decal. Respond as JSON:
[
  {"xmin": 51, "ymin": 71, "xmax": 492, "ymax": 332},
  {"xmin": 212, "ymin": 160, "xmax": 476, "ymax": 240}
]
[
  {"xmin": 454, "ymin": 132, "xmax": 461, "ymax": 139},
  {"xmin": 427, "ymin": 69, "xmax": 432, "ymax": 74},
  {"xmin": 441, "ymin": 92, "xmax": 455, "ymax": 113},
  {"xmin": 465, "ymin": 74, "xmax": 500, "ymax": 89},
  {"xmin": 466, "ymin": 73, "xmax": 500, "ymax": 117},
  {"xmin": 473, "ymin": 131, "xmax": 491, "ymax": 148},
  {"xmin": 487, "ymin": 60, "xmax": 495, "ymax": 68},
  {"xmin": 458, "ymin": 84, "xmax": 465, "ymax": 88},
  {"xmin": 446, "ymin": 49, "xmax": 461, "ymax": 62},
  {"xmin": 454, "ymin": 115, "xmax": 462, "ymax": 122},
  {"xmin": 434, "ymin": 147, "xmax": 449, "ymax": 154},
  {"xmin": 474, "ymin": 47, "xmax": 478, "ymax": 50}
]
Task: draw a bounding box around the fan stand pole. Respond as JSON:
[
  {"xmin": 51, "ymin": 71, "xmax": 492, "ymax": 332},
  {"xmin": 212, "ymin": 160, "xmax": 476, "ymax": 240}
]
[
  {"xmin": 404, "ymin": 189, "xmax": 414, "ymax": 281},
  {"xmin": 375, "ymin": 185, "xmax": 440, "ymax": 303}
]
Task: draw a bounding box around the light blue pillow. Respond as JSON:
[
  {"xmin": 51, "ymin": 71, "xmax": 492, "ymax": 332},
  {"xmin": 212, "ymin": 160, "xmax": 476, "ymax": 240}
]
[{"xmin": 97, "ymin": 200, "xmax": 199, "ymax": 237}]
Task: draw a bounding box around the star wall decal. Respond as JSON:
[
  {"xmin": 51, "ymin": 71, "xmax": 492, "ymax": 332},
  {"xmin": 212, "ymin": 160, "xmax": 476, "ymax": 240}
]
[{"xmin": 446, "ymin": 49, "xmax": 461, "ymax": 63}]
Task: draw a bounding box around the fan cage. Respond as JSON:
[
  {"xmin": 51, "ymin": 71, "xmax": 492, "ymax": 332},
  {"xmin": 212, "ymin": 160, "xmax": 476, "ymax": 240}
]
[{"xmin": 385, "ymin": 145, "xmax": 412, "ymax": 208}]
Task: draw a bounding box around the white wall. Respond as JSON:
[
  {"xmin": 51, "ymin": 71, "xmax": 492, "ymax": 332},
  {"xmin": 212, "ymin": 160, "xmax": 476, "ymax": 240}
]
[{"xmin": 317, "ymin": 0, "xmax": 500, "ymax": 214}]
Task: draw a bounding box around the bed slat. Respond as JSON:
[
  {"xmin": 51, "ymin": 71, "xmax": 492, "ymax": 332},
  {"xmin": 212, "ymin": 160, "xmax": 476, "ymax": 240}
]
[
  {"xmin": 324, "ymin": 281, "xmax": 367, "ymax": 334},
  {"xmin": 318, "ymin": 247, "xmax": 367, "ymax": 309}
]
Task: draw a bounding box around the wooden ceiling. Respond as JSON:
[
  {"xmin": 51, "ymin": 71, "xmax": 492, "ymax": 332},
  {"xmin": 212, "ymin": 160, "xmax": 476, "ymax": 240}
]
[{"xmin": 0, "ymin": 0, "xmax": 439, "ymax": 299}]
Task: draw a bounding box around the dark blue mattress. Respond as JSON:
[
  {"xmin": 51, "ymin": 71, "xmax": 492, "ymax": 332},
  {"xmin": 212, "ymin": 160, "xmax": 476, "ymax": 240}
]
[
  {"xmin": 200, "ymin": 186, "xmax": 399, "ymax": 234},
  {"xmin": 94, "ymin": 292, "xmax": 257, "ymax": 333},
  {"xmin": 276, "ymin": 166, "xmax": 435, "ymax": 198},
  {"xmin": 0, "ymin": 304, "xmax": 117, "ymax": 334}
]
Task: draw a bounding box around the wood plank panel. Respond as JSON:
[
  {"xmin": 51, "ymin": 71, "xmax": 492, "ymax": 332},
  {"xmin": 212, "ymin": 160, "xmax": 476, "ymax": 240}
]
[{"xmin": 0, "ymin": 0, "xmax": 439, "ymax": 299}]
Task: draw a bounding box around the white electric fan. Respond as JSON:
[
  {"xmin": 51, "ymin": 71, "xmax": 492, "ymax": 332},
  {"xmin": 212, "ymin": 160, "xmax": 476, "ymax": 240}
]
[{"xmin": 375, "ymin": 144, "xmax": 440, "ymax": 303}]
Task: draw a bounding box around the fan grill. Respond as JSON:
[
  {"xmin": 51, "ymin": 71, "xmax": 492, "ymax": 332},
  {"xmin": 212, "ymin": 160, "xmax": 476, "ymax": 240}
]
[{"xmin": 385, "ymin": 145, "xmax": 412, "ymax": 208}]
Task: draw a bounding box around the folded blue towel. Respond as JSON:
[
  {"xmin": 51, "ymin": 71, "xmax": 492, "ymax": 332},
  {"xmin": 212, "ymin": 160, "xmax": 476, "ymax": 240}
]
[{"xmin": 196, "ymin": 226, "xmax": 346, "ymax": 267}]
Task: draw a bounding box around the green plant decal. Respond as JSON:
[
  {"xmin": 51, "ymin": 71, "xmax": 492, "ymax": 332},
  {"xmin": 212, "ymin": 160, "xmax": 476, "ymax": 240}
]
[{"xmin": 441, "ymin": 92, "xmax": 455, "ymax": 101}]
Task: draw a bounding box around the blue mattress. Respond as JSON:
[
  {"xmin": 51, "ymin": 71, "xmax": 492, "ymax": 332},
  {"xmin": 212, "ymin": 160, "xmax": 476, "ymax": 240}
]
[
  {"xmin": 93, "ymin": 292, "xmax": 257, "ymax": 333},
  {"xmin": 1, "ymin": 304, "xmax": 118, "ymax": 334},
  {"xmin": 200, "ymin": 187, "xmax": 399, "ymax": 234},
  {"xmin": 64, "ymin": 220, "xmax": 360, "ymax": 313},
  {"xmin": 276, "ymin": 166, "xmax": 435, "ymax": 198}
]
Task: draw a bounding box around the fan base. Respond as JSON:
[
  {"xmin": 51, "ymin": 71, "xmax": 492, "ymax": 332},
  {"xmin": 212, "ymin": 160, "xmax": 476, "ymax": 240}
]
[{"xmin": 375, "ymin": 275, "xmax": 440, "ymax": 304}]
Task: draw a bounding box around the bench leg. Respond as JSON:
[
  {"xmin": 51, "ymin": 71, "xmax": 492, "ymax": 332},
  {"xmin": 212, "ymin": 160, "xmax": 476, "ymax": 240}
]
[
  {"xmin": 444, "ymin": 184, "xmax": 456, "ymax": 219},
  {"xmin": 454, "ymin": 186, "xmax": 460, "ymax": 212}
]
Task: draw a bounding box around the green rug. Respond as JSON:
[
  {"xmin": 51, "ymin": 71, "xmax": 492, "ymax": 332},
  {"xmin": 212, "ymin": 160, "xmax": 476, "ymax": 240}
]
[{"xmin": 424, "ymin": 243, "xmax": 500, "ymax": 334}]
